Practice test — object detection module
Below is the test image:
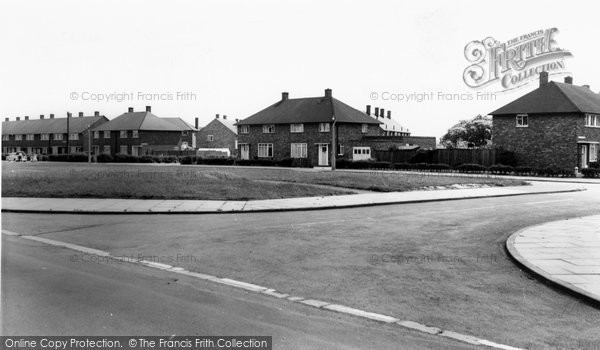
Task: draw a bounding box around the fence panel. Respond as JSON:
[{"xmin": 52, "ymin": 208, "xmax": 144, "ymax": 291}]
[{"xmin": 374, "ymin": 149, "xmax": 496, "ymax": 167}]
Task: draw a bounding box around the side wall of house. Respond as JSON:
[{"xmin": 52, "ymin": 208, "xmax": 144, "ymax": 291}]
[{"xmin": 196, "ymin": 119, "xmax": 237, "ymax": 154}]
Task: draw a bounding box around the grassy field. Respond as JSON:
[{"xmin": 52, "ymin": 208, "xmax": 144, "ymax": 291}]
[{"xmin": 1, "ymin": 162, "xmax": 525, "ymax": 200}]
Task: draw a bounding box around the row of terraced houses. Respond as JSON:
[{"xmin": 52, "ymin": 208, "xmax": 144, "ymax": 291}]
[{"xmin": 2, "ymin": 77, "xmax": 600, "ymax": 169}]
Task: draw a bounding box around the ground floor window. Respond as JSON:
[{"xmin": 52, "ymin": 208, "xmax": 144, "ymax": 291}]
[
  {"xmin": 591, "ymin": 144, "xmax": 598, "ymax": 163},
  {"xmin": 239, "ymin": 144, "xmax": 250, "ymax": 160},
  {"xmin": 258, "ymin": 143, "xmax": 273, "ymax": 157},
  {"xmin": 352, "ymin": 147, "xmax": 371, "ymax": 161},
  {"xmin": 290, "ymin": 143, "xmax": 307, "ymax": 158},
  {"xmin": 71, "ymin": 146, "xmax": 83, "ymax": 154},
  {"xmin": 338, "ymin": 144, "xmax": 344, "ymax": 155},
  {"xmin": 103, "ymin": 145, "xmax": 111, "ymax": 154},
  {"xmin": 120, "ymin": 145, "xmax": 128, "ymax": 155}
]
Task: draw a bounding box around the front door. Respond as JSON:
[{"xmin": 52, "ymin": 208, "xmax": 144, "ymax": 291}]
[
  {"xmin": 580, "ymin": 144, "xmax": 589, "ymax": 169},
  {"xmin": 318, "ymin": 144, "xmax": 329, "ymax": 166},
  {"xmin": 240, "ymin": 144, "xmax": 249, "ymax": 160},
  {"xmin": 132, "ymin": 146, "xmax": 140, "ymax": 157}
]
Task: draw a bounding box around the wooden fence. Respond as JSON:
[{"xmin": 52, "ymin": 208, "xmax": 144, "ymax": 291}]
[{"xmin": 373, "ymin": 148, "xmax": 496, "ymax": 167}]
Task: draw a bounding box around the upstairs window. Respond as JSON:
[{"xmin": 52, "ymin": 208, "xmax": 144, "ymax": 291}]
[
  {"xmin": 585, "ymin": 114, "xmax": 600, "ymax": 127},
  {"xmin": 239, "ymin": 125, "xmax": 249, "ymax": 134},
  {"xmin": 26, "ymin": 134, "xmax": 34, "ymax": 141},
  {"xmin": 104, "ymin": 131, "xmax": 110, "ymax": 139},
  {"xmin": 53, "ymin": 133, "xmax": 63, "ymax": 140},
  {"xmin": 207, "ymin": 135, "xmax": 214, "ymax": 141},
  {"xmin": 516, "ymin": 114, "xmax": 529, "ymax": 127},
  {"xmin": 70, "ymin": 133, "xmax": 79, "ymax": 140},
  {"xmin": 262, "ymin": 125, "xmax": 275, "ymax": 133},
  {"xmin": 361, "ymin": 124, "xmax": 369, "ymax": 133},
  {"xmin": 41, "ymin": 134, "xmax": 49, "ymax": 141},
  {"xmin": 15, "ymin": 134, "xmax": 23, "ymax": 141},
  {"xmin": 318, "ymin": 123, "xmax": 330, "ymax": 132},
  {"xmin": 2, "ymin": 135, "xmax": 9, "ymax": 141},
  {"xmin": 132, "ymin": 130, "xmax": 139, "ymax": 138},
  {"xmin": 290, "ymin": 124, "xmax": 304, "ymax": 133},
  {"xmin": 120, "ymin": 130, "xmax": 128, "ymax": 138},
  {"xmin": 93, "ymin": 131, "xmax": 100, "ymax": 139}
]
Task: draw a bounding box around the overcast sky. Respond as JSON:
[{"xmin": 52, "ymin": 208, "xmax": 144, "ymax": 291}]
[{"xmin": 1, "ymin": 0, "xmax": 598, "ymax": 139}]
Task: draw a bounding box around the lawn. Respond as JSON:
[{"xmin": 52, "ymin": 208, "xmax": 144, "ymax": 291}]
[{"xmin": 1, "ymin": 162, "xmax": 525, "ymax": 200}]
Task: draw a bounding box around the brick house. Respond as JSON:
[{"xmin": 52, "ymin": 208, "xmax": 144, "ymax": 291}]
[
  {"xmin": 235, "ymin": 89, "xmax": 383, "ymax": 166},
  {"xmin": 90, "ymin": 106, "xmax": 196, "ymax": 156},
  {"xmin": 196, "ymin": 114, "xmax": 238, "ymax": 156},
  {"xmin": 1, "ymin": 112, "xmax": 108, "ymax": 155},
  {"xmin": 491, "ymin": 72, "xmax": 600, "ymax": 170},
  {"xmin": 363, "ymin": 105, "xmax": 436, "ymax": 150}
]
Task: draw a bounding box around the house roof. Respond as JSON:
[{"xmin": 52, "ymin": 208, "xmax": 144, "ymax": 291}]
[
  {"xmin": 1, "ymin": 116, "xmax": 107, "ymax": 135},
  {"xmin": 375, "ymin": 116, "xmax": 410, "ymax": 133},
  {"xmin": 215, "ymin": 117, "xmax": 237, "ymax": 134},
  {"xmin": 237, "ymin": 95, "xmax": 382, "ymax": 125},
  {"xmin": 92, "ymin": 112, "xmax": 195, "ymax": 131},
  {"xmin": 490, "ymin": 81, "xmax": 600, "ymax": 115}
]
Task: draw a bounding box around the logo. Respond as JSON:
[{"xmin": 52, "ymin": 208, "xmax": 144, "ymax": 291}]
[{"xmin": 463, "ymin": 28, "xmax": 572, "ymax": 92}]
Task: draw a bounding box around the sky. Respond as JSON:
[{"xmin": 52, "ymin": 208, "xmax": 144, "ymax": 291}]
[{"xmin": 1, "ymin": 0, "xmax": 598, "ymax": 140}]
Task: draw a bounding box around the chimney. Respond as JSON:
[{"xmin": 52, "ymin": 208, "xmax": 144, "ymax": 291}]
[
  {"xmin": 128, "ymin": 107, "xmax": 134, "ymax": 113},
  {"xmin": 223, "ymin": 115, "xmax": 227, "ymax": 120},
  {"xmin": 25, "ymin": 116, "xmax": 29, "ymax": 120},
  {"xmin": 583, "ymin": 84, "xmax": 590, "ymax": 89},
  {"xmin": 235, "ymin": 118, "xmax": 239, "ymax": 123},
  {"xmin": 4, "ymin": 117, "xmax": 8, "ymax": 122},
  {"xmin": 282, "ymin": 92, "xmax": 289, "ymax": 101},
  {"xmin": 540, "ymin": 71, "xmax": 549, "ymax": 87},
  {"xmin": 564, "ymin": 76, "xmax": 573, "ymax": 84},
  {"xmin": 366, "ymin": 105, "xmax": 371, "ymax": 116},
  {"xmin": 94, "ymin": 111, "xmax": 100, "ymax": 117},
  {"xmin": 195, "ymin": 117, "xmax": 199, "ymax": 129},
  {"xmin": 16, "ymin": 117, "xmax": 20, "ymax": 121},
  {"xmin": 145, "ymin": 106, "xmax": 151, "ymax": 112},
  {"xmin": 380, "ymin": 108, "xmax": 385, "ymax": 119},
  {"xmin": 324, "ymin": 88, "xmax": 332, "ymax": 97},
  {"xmin": 67, "ymin": 112, "xmax": 72, "ymax": 118},
  {"xmin": 216, "ymin": 114, "xmax": 220, "ymax": 119},
  {"xmin": 374, "ymin": 107, "xmax": 379, "ymax": 119},
  {"xmin": 40, "ymin": 114, "xmax": 44, "ymax": 119},
  {"xmin": 50, "ymin": 114, "xmax": 54, "ymax": 119},
  {"xmin": 78, "ymin": 112, "xmax": 84, "ymax": 117},
  {"xmin": 387, "ymin": 110, "xmax": 391, "ymax": 119}
]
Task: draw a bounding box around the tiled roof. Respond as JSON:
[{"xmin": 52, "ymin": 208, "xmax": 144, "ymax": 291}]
[
  {"xmin": 490, "ymin": 81, "xmax": 600, "ymax": 115},
  {"xmin": 237, "ymin": 95, "xmax": 382, "ymax": 125},
  {"xmin": 1, "ymin": 116, "xmax": 106, "ymax": 135},
  {"xmin": 215, "ymin": 118, "xmax": 237, "ymax": 134},
  {"xmin": 92, "ymin": 112, "xmax": 195, "ymax": 131},
  {"xmin": 164, "ymin": 118, "xmax": 198, "ymax": 131},
  {"xmin": 375, "ymin": 116, "xmax": 409, "ymax": 133}
]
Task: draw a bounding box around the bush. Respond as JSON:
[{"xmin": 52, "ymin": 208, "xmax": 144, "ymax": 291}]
[
  {"xmin": 112, "ymin": 154, "xmax": 140, "ymax": 163},
  {"xmin": 589, "ymin": 162, "xmax": 599, "ymax": 169},
  {"xmin": 235, "ymin": 159, "xmax": 277, "ymax": 167},
  {"xmin": 488, "ymin": 164, "xmax": 514, "ymax": 175},
  {"xmin": 97, "ymin": 154, "xmax": 114, "ymax": 163},
  {"xmin": 455, "ymin": 163, "xmax": 487, "ymax": 173},
  {"xmin": 179, "ymin": 156, "xmax": 196, "ymax": 165},
  {"xmin": 391, "ymin": 162, "xmax": 412, "ymax": 170},
  {"xmin": 47, "ymin": 153, "xmax": 88, "ymax": 162},
  {"xmin": 139, "ymin": 155, "xmax": 156, "ymax": 163},
  {"xmin": 196, "ymin": 157, "xmax": 235, "ymax": 165},
  {"xmin": 495, "ymin": 149, "xmax": 517, "ymax": 167},
  {"xmin": 514, "ymin": 166, "xmax": 533, "ymax": 176},
  {"xmin": 582, "ymin": 168, "xmax": 600, "ymax": 178}
]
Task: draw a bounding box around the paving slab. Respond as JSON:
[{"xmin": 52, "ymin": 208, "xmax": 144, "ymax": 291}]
[{"xmin": 507, "ymin": 215, "xmax": 600, "ymax": 303}]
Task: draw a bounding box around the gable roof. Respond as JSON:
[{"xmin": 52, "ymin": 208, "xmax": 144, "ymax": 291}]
[
  {"xmin": 2, "ymin": 116, "xmax": 107, "ymax": 135},
  {"xmin": 237, "ymin": 95, "xmax": 382, "ymax": 125},
  {"xmin": 215, "ymin": 117, "xmax": 237, "ymax": 134},
  {"xmin": 375, "ymin": 116, "xmax": 409, "ymax": 133},
  {"xmin": 92, "ymin": 112, "xmax": 195, "ymax": 131},
  {"xmin": 490, "ymin": 81, "xmax": 600, "ymax": 115}
]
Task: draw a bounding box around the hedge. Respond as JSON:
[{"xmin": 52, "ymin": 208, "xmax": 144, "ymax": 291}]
[{"xmin": 581, "ymin": 168, "xmax": 600, "ymax": 178}]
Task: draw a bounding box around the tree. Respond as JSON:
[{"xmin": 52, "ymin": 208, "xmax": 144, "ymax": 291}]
[{"xmin": 440, "ymin": 115, "xmax": 492, "ymax": 148}]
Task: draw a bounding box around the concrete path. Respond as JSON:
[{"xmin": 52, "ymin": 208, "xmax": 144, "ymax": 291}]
[
  {"xmin": 507, "ymin": 215, "xmax": 600, "ymax": 303},
  {"xmin": 1, "ymin": 181, "xmax": 584, "ymax": 214}
]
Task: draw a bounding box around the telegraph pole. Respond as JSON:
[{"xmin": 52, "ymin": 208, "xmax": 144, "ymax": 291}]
[
  {"xmin": 331, "ymin": 115, "xmax": 336, "ymax": 170},
  {"xmin": 66, "ymin": 112, "xmax": 71, "ymax": 155}
]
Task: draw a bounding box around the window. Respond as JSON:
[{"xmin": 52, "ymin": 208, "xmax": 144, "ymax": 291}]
[
  {"xmin": 585, "ymin": 114, "xmax": 600, "ymax": 127},
  {"xmin": 591, "ymin": 144, "xmax": 599, "ymax": 162},
  {"xmin": 318, "ymin": 123, "xmax": 330, "ymax": 132},
  {"xmin": 120, "ymin": 145, "xmax": 128, "ymax": 154},
  {"xmin": 104, "ymin": 131, "xmax": 110, "ymax": 139},
  {"xmin": 41, "ymin": 134, "xmax": 49, "ymax": 141},
  {"xmin": 290, "ymin": 124, "xmax": 304, "ymax": 133},
  {"xmin": 132, "ymin": 130, "xmax": 139, "ymax": 138},
  {"xmin": 15, "ymin": 134, "xmax": 22, "ymax": 141},
  {"xmin": 290, "ymin": 143, "xmax": 307, "ymax": 158},
  {"xmin": 262, "ymin": 125, "xmax": 275, "ymax": 133},
  {"xmin": 352, "ymin": 147, "xmax": 371, "ymax": 161},
  {"xmin": 103, "ymin": 145, "xmax": 111, "ymax": 154},
  {"xmin": 70, "ymin": 133, "xmax": 79, "ymax": 140},
  {"xmin": 120, "ymin": 130, "xmax": 128, "ymax": 138},
  {"xmin": 182, "ymin": 130, "xmax": 188, "ymax": 136},
  {"xmin": 2, "ymin": 135, "xmax": 8, "ymax": 141},
  {"xmin": 26, "ymin": 134, "xmax": 34, "ymax": 141},
  {"xmin": 338, "ymin": 144, "xmax": 344, "ymax": 156},
  {"xmin": 53, "ymin": 133, "xmax": 63, "ymax": 140},
  {"xmin": 239, "ymin": 125, "xmax": 249, "ymax": 134},
  {"xmin": 207, "ymin": 135, "xmax": 214, "ymax": 141},
  {"xmin": 516, "ymin": 114, "xmax": 528, "ymax": 127},
  {"xmin": 258, "ymin": 143, "xmax": 273, "ymax": 157},
  {"xmin": 93, "ymin": 131, "xmax": 100, "ymax": 139},
  {"xmin": 71, "ymin": 146, "xmax": 82, "ymax": 154},
  {"xmin": 361, "ymin": 124, "xmax": 369, "ymax": 133}
]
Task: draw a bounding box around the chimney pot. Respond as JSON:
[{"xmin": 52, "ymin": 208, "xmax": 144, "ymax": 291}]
[
  {"xmin": 387, "ymin": 111, "xmax": 391, "ymax": 119},
  {"xmin": 366, "ymin": 105, "xmax": 371, "ymax": 116},
  {"xmin": 25, "ymin": 116, "xmax": 29, "ymax": 120},
  {"xmin": 223, "ymin": 115, "xmax": 227, "ymax": 120},
  {"xmin": 374, "ymin": 107, "xmax": 379, "ymax": 119},
  {"xmin": 16, "ymin": 117, "xmax": 20, "ymax": 121},
  {"xmin": 67, "ymin": 112, "xmax": 72, "ymax": 118},
  {"xmin": 4, "ymin": 117, "xmax": 8, "ymax": 122},
  {"xmin": 564, "ymin": 76, "xmax": 573, "ymax": 84},
  {"xmin": 40, "ymin": 114, "xmax": 44, "ymax": 119},
  {"xmin": 324, "ymin": 88, "xmax": 332, "ymax": 97},
  {"xmin": 540, "ymin": 71, "xmax": 549, "ymax": 87},
  {"xmin": 94, "ymin": 111, "xmax": 100, "ymax": 117},
  {"xmin": 145, "ymin": 106, "xmax": 151, "ymax": 112},
  {"xmin": 50, "ymin": 114, "xmax": 54, "ymax": 119},
  {"xmin": 583, "ymin": 84, "xmax": 590, "ymax": 89},
  {"xmin": 380, "ymin": 108, "xmax": 385, "ymax": 118},
  {"xmin": 128, "ymin": 107, "xmax": 134, "ymax": 113},
  {"xmin": 282, "ymin": 92, "xmax": 289, "ymax": 101},
  {"xmin": 216, "ymin": 114, "xmax": 220, "ymax": 119},
  {"xmin": 235, "ymin": 118, "xmax": 239, "ymax": 123},
  {"xmin": 195, "ymin": 117, "xmax": 199, "ymax": 129},
  {"xmin": 78, "ymin": 112, "xmax": 84, "ymax": 117}
]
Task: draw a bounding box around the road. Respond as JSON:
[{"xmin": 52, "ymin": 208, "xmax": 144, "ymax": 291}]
[{"xmin": 2, "ymin": 183, "xmax": 600, "ymax": 349}]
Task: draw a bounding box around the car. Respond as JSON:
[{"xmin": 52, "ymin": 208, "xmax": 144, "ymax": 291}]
[{"xmin": 6, "ymin": 151, "xmax": 28, "ymax": 162}]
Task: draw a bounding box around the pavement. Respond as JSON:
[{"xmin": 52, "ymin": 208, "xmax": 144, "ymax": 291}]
[
  {"xmin": 0, "ymin": 180, "xmax": 585, "ymax": 214},
  {"xmin": 507, "ymin": 215, "xmax": 600, "ymax": 304}
]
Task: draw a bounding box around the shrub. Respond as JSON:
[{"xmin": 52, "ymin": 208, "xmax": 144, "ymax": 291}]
[
  {"xmin": 455, "ymin": 163, "xmax": 487, "ymax": 173},
  {"xmin": 97, "ymin": 154, "xmax": 114, "ymax": 163},
  {"xmin": 391, "ymin": 162, "xmax": 412, "ymax": 170},
  {"xmin": 196, "ymin": 157, "xmax": 235, "ymax": 165},
  {"xmin": 582, "ymin": 168, "xmax": 600, "ymax": 178},
  {"xmin": 488, "ymin": 164, "xmax": 514, "ymax": 175},
  {"xmin": 47, "ymin": 153, "xmax": 89, "ymax": 162},
  {"xmin": 495, "ymin": 149, "xmax": 517, "ymax": 167},
  {"xmin": 179, "ymin": 156, "xmax": 196, "ymax": 165},
  {"xmin": 112, "ymin": 154, "xmax": 140, "ymax": 163},
  {"xmin": 589, "ymin": 162, "xmax": 599, "ymax": 169},
  {"xmin": 235, "ymin": 159, "xmax": 277, "ymax": 167},
  {"xmin": 139, "ymin": 155, "xmax": 156, "ymax": 163},
  {"xmin": 514, "ymin": 166, "xmax": 533, "ymax": 176},
  {"xmin": 426, "ymin": 163, "xmax": 451, "ymax": 171}
]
